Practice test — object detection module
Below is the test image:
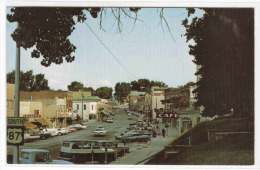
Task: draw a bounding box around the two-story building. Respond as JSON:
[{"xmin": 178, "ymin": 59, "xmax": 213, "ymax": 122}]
[{"xmin": 73, "ymin": 96, "xmax": 101, "ymax": 121}]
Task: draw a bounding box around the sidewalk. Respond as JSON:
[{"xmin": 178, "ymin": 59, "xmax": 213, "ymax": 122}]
[{"xmin": 110, "ymin": 124, "xmax": 179, "ymax": 165}]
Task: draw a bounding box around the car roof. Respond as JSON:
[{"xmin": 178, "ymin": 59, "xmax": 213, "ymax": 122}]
[
  {"xmin": 21, "ymin": 149, "xmax": 49, "ymax": 153},
  {"xmin": 63, "ymin": 139, "xmax": 96, "ymax": 142}
]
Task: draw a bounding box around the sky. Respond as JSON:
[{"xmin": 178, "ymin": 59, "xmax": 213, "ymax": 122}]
[{"xmin": 6, "ymin": 8, "xmax": 204, "ymax": 91}]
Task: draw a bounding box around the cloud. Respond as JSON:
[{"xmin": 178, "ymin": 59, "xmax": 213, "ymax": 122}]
[{"xmin": 83, "ymin": 79, "xmax": 113, "ymax": 89}]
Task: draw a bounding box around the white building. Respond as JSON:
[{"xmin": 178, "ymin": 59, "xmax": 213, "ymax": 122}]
[
  {"xmin": 151, "ymin": 86, "xmax": 168, "ymax": 121},
  {"xmin": 73, "ymin": 96, "xmax": 101, "ymax": 121}
]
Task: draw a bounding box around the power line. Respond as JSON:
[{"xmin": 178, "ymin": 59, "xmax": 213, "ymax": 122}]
[{"xmin": 85, "ymin": 22, "xmax": 137, "ymax": 80}]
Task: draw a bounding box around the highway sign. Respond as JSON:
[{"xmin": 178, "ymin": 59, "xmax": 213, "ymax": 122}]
[{"xmin": 7, "ymin": 117, "xmax": 24, "ymax": 146}]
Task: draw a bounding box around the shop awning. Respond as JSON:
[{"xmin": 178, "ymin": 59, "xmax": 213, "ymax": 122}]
[
  {"xmin": 36, "ymin": 118, "xmax": 48, "ymax": 126},
  {"xmin": 24, "ymin": 121, "xmax": 37, "ymax": 129},
  {"xmin": 42, "ymin": 117, "xmax": 52, "ymax": 125}
]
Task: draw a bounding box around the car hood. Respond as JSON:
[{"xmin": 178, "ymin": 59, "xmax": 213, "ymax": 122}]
[{"xmin": 50, "ymin": 160, "xmax": 73, "ymax": 164}]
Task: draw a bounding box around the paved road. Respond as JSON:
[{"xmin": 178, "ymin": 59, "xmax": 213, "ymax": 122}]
[{"xmin": 7, "ymin": 109, "xmax": 136, "ymax": 162}]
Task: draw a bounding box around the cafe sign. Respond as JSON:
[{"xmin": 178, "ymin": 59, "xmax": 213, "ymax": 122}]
[{"xmin": 155, "ymin": 109, "xmax": 178, "ymax": 118}]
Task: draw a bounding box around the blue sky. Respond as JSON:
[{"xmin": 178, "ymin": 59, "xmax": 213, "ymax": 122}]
[{"xmin": 6, "ymin": 8, "xmax": 203, "ymax": 90}]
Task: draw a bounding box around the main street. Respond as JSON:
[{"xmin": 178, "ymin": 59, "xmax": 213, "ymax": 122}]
[{"xmin": 7, "ymin": 109, "xmax": 137, "ymax": 162}]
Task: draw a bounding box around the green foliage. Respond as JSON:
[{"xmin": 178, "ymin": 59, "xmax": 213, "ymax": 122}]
[
  {"xmin": 131, "ymin": 79, "xmax": 168, "ymax": 93},
  {"xmin": 7, "ymin": 70, "xmax": 50, "ymax": 91},
  {"xmin": 95, "ymin": 87, "xmax": 113, "ymax": 99},
  {"xmin": 7, "ymin": 7, "xmax": 141, "ymax": 67},
  {"xmin": 114, "ymin": 82, "xmax": 131, "ymax": 103},
  {"xmin": 183, "ymin": 8, "xmax": 254, "ymax": 119},
  {"xmin": 67, "ymin": 81, "xmax": 84, "ymax": 91}
]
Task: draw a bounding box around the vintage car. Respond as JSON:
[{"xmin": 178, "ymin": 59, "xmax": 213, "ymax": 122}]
[
  {"xmin": 68, "ymin": 124, "xmax": 87, "ymax": 130},
  {"xmin": 56, "ymin": 128, "xmax": 68, "ymax": 135},
  {"xmin": 41, "ymin": 128, "xmax": 58, "ymax": 136},
  {"xmin": 106, "ymin": 117, "xmax": 114, "ymax": 123},
  {"xmin": 115, "ymin": 131, "xmax": 151, "ymax": 143},
  {"xmin": 128, "ymin": 116, "xmax": 133, "ymax": 120},
  {"xmin": 93, "ymin": 127, "xmax": 107, "ymax": 136},
  {"xmin": 59, "ymin": 139, "xmax": 116, "ymax": 163},
  {"xmin": 24, "ymin": 133, "xmax": 40, "ymax": 142},
  {"xmin": 19, "ymin": 149, "xmax": 73, "ymax": 164}
]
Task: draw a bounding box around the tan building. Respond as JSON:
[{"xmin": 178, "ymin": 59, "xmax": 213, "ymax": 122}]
[
  {"xmin": 151, "ymin": 86, "xmax": 167, "ymax": 120},
  {"xmin": 20, "ymin": 101, "xmax": 43, "ymax": 117},
  {"xmin": 6, "ymin": 83, "xmax": 15, "ymax": 117}
]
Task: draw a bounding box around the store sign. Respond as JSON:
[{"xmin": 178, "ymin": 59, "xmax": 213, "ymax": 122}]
[
  {"xmin": 57, "ymin": 112, "xmax": 72, "ymax": 118},
  {"xmin": 24, "ymin": 114, "xmax": 41, "ymax": 118},
  {"xmin": 7, "ymin": 117, "xmax": 24, "ymax": 146},
  {"xmin": 155, "ymin": 109, "xmax": 178, "ymax": 118}
]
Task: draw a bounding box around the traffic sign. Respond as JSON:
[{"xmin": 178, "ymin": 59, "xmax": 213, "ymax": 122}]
[{"xmin": 7, "ymin": 117, "xmax": 24, "ymax": 146}]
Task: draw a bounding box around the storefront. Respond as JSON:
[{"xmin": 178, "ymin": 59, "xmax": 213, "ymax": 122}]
[{"xmin": 57, "ymin": 112, "xmax": 72, "ymax": 127}]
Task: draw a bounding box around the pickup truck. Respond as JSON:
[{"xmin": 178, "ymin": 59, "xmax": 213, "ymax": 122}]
[{"xmin": 19, "ymin": 149, "xmax": 73, "ymax": 164}]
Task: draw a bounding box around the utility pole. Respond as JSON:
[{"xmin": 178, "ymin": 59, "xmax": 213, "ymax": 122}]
[
  {"xmin": 13, "ymin": 24, "xmax": 20, "ymax": 164},
  {"xmin": 81, "ymin": 91, "xmax": 84, "ymax": 123}
]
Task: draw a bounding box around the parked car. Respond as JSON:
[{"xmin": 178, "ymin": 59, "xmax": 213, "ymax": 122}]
[
  {"xmin": 128, "ymin": 116, "xmax": 133, "ymax": 120},
  {"xmin": 24, "ymin": 133, "xmax": 40, "ymax": 142},
  {"xmin": 115, "ymin": 131, "xmax": 151, "ymax": 142},
  {"xmin": 93, "ymin": 127, "xmax": 107, "ymax": 136},
  {"xmin": 68, "ymin": 126, "xmax": 77, "ymax": 132},
  {"xmin": 59, "ymin": 139, "xmax": 116, "ymax": 163},
  {"xmin": 19, "ymin": 149, "xmax": 73, "ymax": 164},
  {"xmin": 56, "ymin": 128, "xmax": 67, "ymax": 135},
  {"xmin": 106, "ymin": 117, "xmax": 114, "ymax": 123},
  {"xmin": 68, "ymin": 124, "xmax": 87, "ymax": 130},
  {"xmin": 41, "ymin": 129, "xmax": 58, "ymax": 136}
]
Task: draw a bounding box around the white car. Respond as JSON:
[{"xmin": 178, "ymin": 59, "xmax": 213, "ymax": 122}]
[
  {"xmin": 74, "ymin": 124, "xmax": 87, "ymax": 129},
  {"xmin": 93, "ymin": 127, "xmax": 107, "ymax": 136},
  {"xmin": 56, "ymin": 128, "xmax": 67, "ymax": 135},
  {"xmin": 24, "ymin": 133, "xmax": 40, "ymax": 142},
  {"xmin": 42, "ymin": 128, "xmax": 58, "ymax": 136},
  {"xmin": 107, "ymin": 118, "xmax": 114, "ymax": 123}
]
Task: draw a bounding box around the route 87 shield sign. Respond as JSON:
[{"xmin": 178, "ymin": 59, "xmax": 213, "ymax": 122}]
[{"xmin": 7, "ymin": 117, "xmax": 25, "ymax": 145}]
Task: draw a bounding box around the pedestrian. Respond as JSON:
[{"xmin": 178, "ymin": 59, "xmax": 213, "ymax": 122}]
[
  {"xmin": 162, "ymin": 128, "xmax": 166, "ymax": 138},
  {"xmin": 156, "ymin": 124, "xmax": 160, "ymax": 133}
]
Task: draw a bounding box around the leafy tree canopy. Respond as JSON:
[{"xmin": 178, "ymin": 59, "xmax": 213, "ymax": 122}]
[
  {"xmin": 7, "ymin": 7, "xmax": 141, "ymax": 67},
  {"xmin": 95, "ymin": 87, "xmax": 113, "ymax": 99},
  {"xmin": 7, "ymin": 70, "xmax": 50, "ymax": 91},
  {"xmin": 183, "ymin": 8, "xmax": 254, "ymax": 119}
]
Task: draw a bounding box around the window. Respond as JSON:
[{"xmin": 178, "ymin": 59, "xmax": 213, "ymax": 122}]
[
  {"xmin": 83, "ymin": 142, "xmax": 91, "ymax": 149},
  {"xmin": 91, "ymin": 105, "xmax": 93, "ymax": 110},
  {"xmin": 84, "ymin": 104, "xmax": 86, "ymax": 110},
  {"xmin": 36, "ymin": 153, "xmax": 47, "ymax": 162},
  {"xmin": 92, "ymin": 142, "xmax": 100, "ymax": 149},
  {"xmin": 77, "ymin": 104, "xmax": 79, "ymax": 110},
  {"xmin": 72, "ymin": 142, "xmax": 82, "ymax": 149},
  {"xmin": 63, "ymin": 142, "xmax": 70, "ymax": 147},
  {"xmin": 21, "ymin": 152, "xmax": 30, "ymax": 159}
]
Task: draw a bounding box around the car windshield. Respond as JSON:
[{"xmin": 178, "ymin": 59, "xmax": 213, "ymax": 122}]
[{"xmin": 35, "ymin": 152, "xmax": 48, "ymax": 162}]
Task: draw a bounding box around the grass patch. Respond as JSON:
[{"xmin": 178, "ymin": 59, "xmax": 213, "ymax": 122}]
[{"xmin": 146, "ymin": 117, "xmax": 254, "ymax": 165}]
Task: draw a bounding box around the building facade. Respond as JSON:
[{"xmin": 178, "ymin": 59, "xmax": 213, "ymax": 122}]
[
  {"xmin": 6, "ymin": 83, "xmax": 15, "ymax": 117},
  {"xmin": 73, "ymin": 96, "xmax": 101, "ymax": 121}
]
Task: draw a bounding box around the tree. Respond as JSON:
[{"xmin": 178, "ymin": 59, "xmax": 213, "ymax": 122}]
[
  {"xmin": 67, "ymin": 81, "xmax": 84, "ymax": 91},
  {"xmin": 114, "ymin": 82, "xmax": 131, "ymax": 103},
  {"xmin": 7, "ymin": 70, "xmax": 50, "ymax": 91},
  {"xmin": 95, "ymin": 87, "xmax": 113, "ymax": 99},
  {"xmin": 7, "ymin": 7, "xmax": 141, "ymax": 67},
  {"xmin": 130, "ymin": 80, "xmax": 140, "ymax": 91},
  {"xmin": 183, "ymin": 8, "xmax": 254, "ymax": 119}
]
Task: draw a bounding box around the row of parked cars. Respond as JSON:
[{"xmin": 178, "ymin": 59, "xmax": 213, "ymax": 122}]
[
  {"xmin": 113, "ymin": 109, "xmax": 152, "ymax": 143},
  {"xmin": 24, "ymin": 124, "xmax": 87, "ymax": 142}
]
